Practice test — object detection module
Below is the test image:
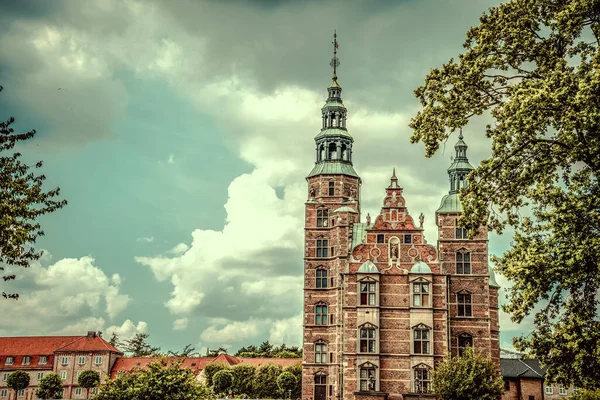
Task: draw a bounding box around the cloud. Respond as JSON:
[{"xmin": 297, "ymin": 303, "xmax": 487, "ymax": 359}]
[
  {"xmin": 172, "ymin": 318, "xmax": 189, "ymax": 331},
  {"xmin": 106, "ymin": 320, "xmax": 148, "ymax": 342},
  {"xmin": 137, "ymin": 236, "xmax": 155, "ymax": 243},
  {"xmin": 168, "ymin": 154, "xmax": 175, "ymax": 164},
  {"xmin": 200, "ymin": 320, "xmax": 260, "ymax": 347},
  {"xmin": 167, "ymin": 243, "xmax": 189, "ymax": 255}
]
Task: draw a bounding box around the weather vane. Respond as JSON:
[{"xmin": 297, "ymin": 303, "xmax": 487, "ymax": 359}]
[{"xmin": 330, "ymin": 30, "xmax": 340, "ymax": 80}]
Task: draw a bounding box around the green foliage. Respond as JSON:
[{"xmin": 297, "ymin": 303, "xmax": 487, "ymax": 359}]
[
  {"xmin": 276, "ymin": 372, "xmax": 297, "ymax": 398},
  {"xmin": 78, "ymin": 370, "xmax": 100, "ymax": 389},
  {"xmin": 433, "ymin": 349, "xmax": 504, "ymax": 400},
  {"xmin": 203, "ymin": 363, "xmax": 229, "ymax": 388},
  {"xmin": 108, "ymin": 332, "xmax": 120, "ymax": 348},
  {"xmin": 409, "ymin": 0, "xmax": 600, "ymax": 388},
  {"xmin": 95, "ymin": 358, "xmax": 211, "ymax": 400},
  {"xmin": 122, "ymin": 333, "xmax": 161, "ymax": 357},
  {"xmin": 36, "ymin": 373, "xmax": 63, "ymax": 399},
  {"xmin": 168, "ymin": 344, "xmax": 197, "ymax": 357},
  {"xmin": 207, "ymin": 347, "xmax": 228, "ymax": 357},
  {"xmin": 234, "ymin": 342, "xmax": 302, "ymax": 358},
  {"xmin": 7, "ymin": 370, "xmax": 30, "ymax": 393},
  {"xmin": 230, "ymin": 364, "xmax": 256, "ymax": 396},
  {"xmin": 0, "ymin": 85, "xmax": 67, "ymax": 299},
  {"xmin": 253, "ymin": 363, "xmax": 282, "ymax": 399},
  {"xmin": 283, "ymin": 363, "xmax": 301, "ymax": 399},
  {"xmin": 570, "ymin": 389, "xmax": 600, "ymax": 400},
  {"xmin": 212, "ymin": 369, "xmax": 234, "ymax": 394}
]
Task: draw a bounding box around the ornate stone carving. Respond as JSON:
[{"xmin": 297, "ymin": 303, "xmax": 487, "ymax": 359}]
[{"xmin": 419, "ymin": 213, "xmax": 424, "ymax": 228}]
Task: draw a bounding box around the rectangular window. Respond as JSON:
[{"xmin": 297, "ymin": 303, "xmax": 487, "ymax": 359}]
[
  {"xmin": 458, "ymin": 335, "xmax": 473, "ymax": 356},
  {"xmin": 22, "ymin": 356, "xmax": 31, "ymax": 365},
  {"xmin": 559, "ymin": 385, "xmax": 568, "ymax": 395},
  {"xmin": 75, "ymin": 387, "xmax": 83, "ymax": 396},
  {"xmin": 17, "ymin": 390, "xmax": 24, "ymax": 397},
  {"xmin": 329, "ymin": 353, "xmax": 333, "ymax": 363},
  {"xmin": 60, "ymin": 371, "xmax": 67, "ymax": 381},
  {"xmin": 456, "ymin": 252, "xmax": 471, "ymax": 274},
  {"xmin": 376, "ymin": 234, "xmax": 384, "ymax": 243},
  {"xmin": 360, "ymin": 281, "xmax": 377, "ymax": 306},
  {"xmin": 314, "ymin": 343, "xmax": 327, "ymax": 363},
  {"xmin": 328, "ymin": 182, "xmax": 335, "ymax": 196},
  {"xmin": 413, "ymin": 328, "xmax": 430, "ymax": 354},
  {"xmin": 78, "ymin": 356, "xmax": 86, "ymax": 365},
  {"xmin": 545, "ymin": 385, "xmax": 553, "ymax": 394},
  {"xmin": 316, "ymin": 269, "xmax": 328, "ymax": 288},
  {"xmin": 404, "ymin": 234, "xmax": 412, "ymax": 244},
  {"xmin": 95, "ymin": 356, "xmax": 103, "ymax": 364},
  {"xmin": 1, "ymin": 373, "xmax": 7, "ymax": 381},
  {"xmin": 316, "ymin": 239, "xmax": 329, "ymax": 258},
  {"xmin": 330, "ymin": 246, "xmax": 334, "ymax": 257},
  {"xmin": 0, "ymin": 389, "xmax": 6, "ymax": 397},
  {"xmin": 39, "ymin": 356, "xmax": 47, "ymax": 365},
  {"xmin": 316, "ymin": 209, "xmax": 329, "ymax": 227},
  {"xmin": 37, "ymin": 372, "xmax": 44, "ymax": 380},
  {"xmin": 315, "ymin": 305, "xmax": 328, "ymax": 325},
  {"xmin": 60, "ymin": 356, "xmax": 69, "ymax": 365},
  {"xmin": 456, "ymin": 219, "xmax": 467, "ymax": 239},
  {"xmin": 359, "ymin": 327, "xmax": 376, "ymax": 353},
  {"xmin": 5, "ymin": 357, "xmax": 13, "ymax": 365},
  {"xmin": 529, "ymin": 396, "xmax": 534, "ymax": 400},
  {"xmin": 457, "ymin": 293, "xmax": 472, "ymax": 316},
  {"xmin": 413, "ymin": 282, "xmax": 430, "ymax": 307},
  {"xmin": 414, "ymin": 368, "xmax": 430, "ymax": 393},
  {"xmin": 359, "ymin": 368, "xmax": 376, "ymax": 391}
]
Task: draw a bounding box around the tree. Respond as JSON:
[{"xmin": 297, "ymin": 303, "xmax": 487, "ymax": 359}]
[
  {"xmin": 283, "ymin": 363, "xmax": 301, "ymax": 399},
  {"xmin": 207, "ymin": 347, "xmax": 228, "ymax": 357},
  {"xmin": 122, "ymin": 333, "xmax": 160, "ymax": 357},
  {"xmin": 276, "ymin": 372, "xmax": 297, "ymax": 399},
  {"xmin": 0, "ymin": 85, "xmax": 67, "ymax": 299},
  {"xmin": 231, "ymin": 364, "xmax": 256, "ymax": 397},
  {"xmin": 95, "ymin": 358, "xmax": 211, "ymax": 400},
  {"xmin": 108, "ymin": 332, "xmax": 120, "ymax": 348},
  {"xmin": 36, "ymin": 373, "xmax": 63, "ymax": 399},
  {"xmin": 203, "ymin": 363, "xmax": 229, "ymax": 388},
  {"xmin": 212, "ymin": 369, "xmax": 234, "ymax": 395},
  {"xmin": 78, "ymin": 370, "xmax": 100, "ymax": 399},
  {"xmin": 253, "ymin": 363, "xmax": 282, "ymax": 399},
  {"xmin": 168, "ymin": 344, "xmax": 198, "ymax": 357},
  {"xmin": 409, "ymin": 0, "xmax": 600, "ymax": 388},
  {"xmin": 7, "ymin": 370, "xmax": 30, "ymax": 400},
  {"xmin": 570, "ymin": 389, "xmax": 600, "ymax": 400},
  {"xmin": 432, "ymin": 348, "xmax": 504, "ymax": 400}
]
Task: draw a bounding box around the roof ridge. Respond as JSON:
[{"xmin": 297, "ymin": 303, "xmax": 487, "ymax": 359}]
[
  {"xmin": 54, "ymin": 336, "xmax": 84, "ymax": 352},
  {"xmin": 517, "ymin": 358, "xmax": 544, "ymax": 377}
]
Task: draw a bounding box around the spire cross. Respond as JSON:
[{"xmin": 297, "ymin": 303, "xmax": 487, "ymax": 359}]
[{"xmin": 330, "ymin": 30, "xmax": 340, "ymax": 80}]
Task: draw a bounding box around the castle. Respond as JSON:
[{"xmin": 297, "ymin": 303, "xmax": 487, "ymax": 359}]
[{"xmin": 301, "ymin": 33, "xmax": 500, "ymax": 400}]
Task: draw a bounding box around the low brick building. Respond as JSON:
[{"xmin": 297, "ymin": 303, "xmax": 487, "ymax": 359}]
[{"xmin": 500, "ymin": 357, "xmax": 576, "ymax": 400}]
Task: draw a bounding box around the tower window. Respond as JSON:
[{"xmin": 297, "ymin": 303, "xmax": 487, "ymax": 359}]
[
  {"xmin": 314, "ymin": 373, "xmax": 326, "ymax": 400},
  {"xmin": 316, "ymin": 268, "xmax": 328, "ymax": 288},
  {"xmin": 376, "ymin": 234, "xmax": 384, "ymax": 243},
  {"xmin": 317, "ymin": 209, "xmax": 329, "ymax": 227},
  {"xmin": 359, "ymin": 366, "xmax": 376, "ymax": 391},
  {"xmin": 412, "ymin": 282, "xmax": 430, "ymax": 307},
  {"xmin": 458, "ymin": 334, "xmax": 473, "ymax": 356},
  {"xmin": 413, "ymin": 326, "xmax": 431, "ymax": 355},
  {"xmin": 456, "ymin": 219, "xmax": 468, "ymax": 239},
  {"xmin": 315, "ymin": 304, "xmax": 328, "ymax": 325},
  {"xmin": 457, "ymin": 292, "xmax": 472, "ymax": 317},
  {"xmin": 456, "ymin": 251, "xmax": 471, "ymax": 274},
  {"xmin": 414, "ymin": 367, "xmax": 431, "ymax": 393},
  {"xmin": 314, "ymin": 342, "xmax": 327, "ymax": 363},
  {"xmin": 404, "ymin": 234, "xmax": 412, "ymax": 244},
  {"xmin": 316, "ymin": 239, "xmax": 329, "ymax": 258},
  {"xmin": 328, "ymin": 181, "xmax": 335, "ymax": 196},
  {"xmin": 359, "ymin": 326, "xmax": 376, "ymax": 353},
  {"xmin": 359, "ymin": 280, "xmax": 377, "ymax": 306}
]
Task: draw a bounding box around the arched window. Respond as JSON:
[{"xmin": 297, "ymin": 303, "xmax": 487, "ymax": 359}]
[
  {"xmin": 456, "ymin": 250, "xmax": 471, "ymax": 274},
  {"xmin": 359, "ymin": 363, "xmax": 376, "ymax": 392},
  {"xmin": 314, "ymin": 341, "xmax": 327, "ymax": 363},
  {"xmin": 316, "ymin": 268, "xmax": 328, "ymax": 288},
  {"xmin": 359, "ymin": 324, "xmax": 377, "ymax": 353},
  {"xmin": 315, "ymin": 303, "xmax": 328, "ymax": 325},
  {"xmin": 316, "ymin": 209, "xmax": 329, "ymax": 227},
  {"xmin": 413, "ymin": 325, "xmax": 431, "ymax": 355},
  {"xmin": 457, "ymin": 333, "xmax": 473, "ymax": 356},
  {"xmin": 457, "ymin": 291, "xmax": 472, "ymax": 317},
  {"xmin": 414, "ymin": 365, "xmax": 431, "ymax": 393}
]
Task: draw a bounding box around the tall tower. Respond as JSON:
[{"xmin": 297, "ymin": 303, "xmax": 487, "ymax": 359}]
[
  {"xmin": 303, "ymin": 31, "xmax": 361, "ymax": 400},
  {"xmin": 436, "ymin": 131, "xmax": 501, "ymax": 365}
]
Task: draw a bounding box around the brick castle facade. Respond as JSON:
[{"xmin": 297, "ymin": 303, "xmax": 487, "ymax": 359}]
[{"xmin": 302, "ymin": 33, "xmax": 500, "ymax": 400}]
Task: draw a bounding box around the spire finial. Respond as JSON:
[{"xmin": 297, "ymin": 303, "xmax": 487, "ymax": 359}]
[
  {"xmin": 459, "ymin": 128, "xmax": 464, "ymax": 140},
  {"xmin": 392, "ymin": 167, "xmax": 397, "ymax": 178},
  {"xmin": 330, "ymin": 30, "xmax": 340, "ymax": 80}
]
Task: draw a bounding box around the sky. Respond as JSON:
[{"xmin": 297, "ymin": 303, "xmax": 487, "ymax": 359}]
[{"xmin": 0, "ymin": 0, "xmax": 528, "ymax": 355}]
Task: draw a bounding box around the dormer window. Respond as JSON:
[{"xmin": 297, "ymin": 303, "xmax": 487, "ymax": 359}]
[
  {"xmin": 22, "ymin": 356, "xmax": 31, "ymax": 365},
  {"xmin": 39, "ymin": 356, "xmax": 47, "ymax": 365},
  {"xmin": 5, "ymin": 357, "xmax": 13, "ymax": 366}
]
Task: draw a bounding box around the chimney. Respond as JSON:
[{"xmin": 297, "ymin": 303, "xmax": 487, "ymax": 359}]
[{"xmin": 87, "ymin": 331, "xmax": 96, "ymax": 338}]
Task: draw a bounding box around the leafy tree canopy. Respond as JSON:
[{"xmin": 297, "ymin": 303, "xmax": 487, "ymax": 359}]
[
  {"xmin": 78, "ymin": 370, "xmax": 100, "ymax": 389},
  {"xmin": 230, "ymin": 364, "xmax": 256, "ymax": 397},
  {"xmin": 276, "ymin": 372, "xmax": 297, "ymax": 399},
  {"xmin": 108, "ymin": 332, "xmax": 120, "ymax": 348},
  {"xmin": 433, "ymin": 348, "xmax": 504, "ymax": 400},
  {"xmin": 410, "ymin": 0, "xmax": 600, "ymax": 387},
  {"xmin": 569, "ymin": 388, "xmax": 600, "ymax": 400},
  {"xmin": 95, "ymin": 358, "xmax": 211, "ymax": 400},
  {"xmin": 253, "ymin": 363, "xmax": 282, "ymax": 399},
  {"xmin": 36, "ymin": 373, "xmax": 63, "ymax": 399},
  {"xmin": 169, "ymin": 344, "xmax": 198, "ymax": 357},
  {"xmin": 212, "ymin": 369, "xmax": 234, "ymax": 394},
  {"xmin": 203, "ymin": 363, "xmax": 229, "ymax": 388},
  {"xmin": 122, "ymin": 333, "xmax": 161, "ymax": 357},
  {"xmin": 234, "ymin": 342, "xmax": 301, "ymax": 358},
  {"xmin": 7, "ymin": 370, "xmax": 30, "ymax": 392},
  {"xmin": 0, "ymin": 85, "xmax": 67, "ymax": 299}
]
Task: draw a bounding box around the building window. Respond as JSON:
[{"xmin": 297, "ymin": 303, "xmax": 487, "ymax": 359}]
[
  {"xmin": 39, "ymin": 356, "xmax": 47, "ymax": 365},
  {"xmin": 404, "ymin": 234, "xmax": 412, "ymax": 244},
  {"xmin": 545, "ymin": 384, "xmax": 553, "ymax": 394},
  {"xmin": 359, "ymin": 326, "xmax": 376, "ymax": 353},
  {"xmin": 315, "ymin": 304, "xmax": 328, "ymax": 325},
  {"xmin": 457, "ymin": 292, "xmax": 472, "ymax": 316},
  {"xmin": 315, "ymin": 342, "xmax": 327, "ymax": 363},
  {"xmin": 60, "ymin": 371, "xmax": 67, "ymax": 381},
  {"xmin": 376, "ymin": 234, "xmax": 384, "ymax": 243},
  {"xmin": 456, "ymin": 251, "xmax": 471, "ymax": 274},
  {"xmin": 77, "ymin": 371, "xmax": 83, "ymax": 379},
  {"xmin": 359, "ymin": 366, "xmax": 376, "ymax": 391},
  {"xmin": 317, "ymin": 209, "xmax": 329, "ymax": 227},
  {"xmin": 559, "ymin": 385, "xmax": 568, "ymax": 395},
  {"xmin": 5, "ymin": 357, "xmax": 13, "ymax": 365},
  {"xmin": 413, "ymin": 326, "xmax": 431, "ymax": 354},
  {"xmin": 359, "ymin": 280, "xmax": 377, "ymax": 306},
  {"xmin": 505, "ymin": 380, "xmax": 510, "ymax": 391},
  {"xmin": 328, "ymin": 182, "xmax": 335, "ymax": 196},
  {"xmin": 414, "ymin": 367, "xmax": 431, "ymax": 393},
  {"xmin": 16, "ymin": 390, "xmax": 24, "ymax": 397},
  {"xmin": 413, "ymin": 281, "xmax": 430, "ymax": 307},
  {"xmin": 316, "ymin": 269, "xmax": 328, "ymax": 288},
  {"xmin": 78, "ymin": 356, "xmax": 86, "ymax": 365},
  {"xmin": 90, "ymin": 388, "xmax": 98, "ymax": 395},
  {"xmin": 60, "ymin": 356, "xmax": 69, "ymax": 365},
  {"xmin": 75, "ymin": 388, "xmax": 83, "ymax": 396},
  {"xmin": 529, "ymin": 396, "xmax": 535, "ymax": 400},
  {"xmin": 37, "ymin": 372, "xmax": 44, "ymax": 380},
  {"xmin": 314, "ymin": 373, "xmax": 326, "ymax": 400},
  {"xmin": 22, "ymin": 356, "xmax": 31, "ymax": 365},
  {"xmin": 0, "ymin": 389, "xmax": 7, "ymax": 397},
  {"xmin": 1, "ymin": 373, "xmax": 7, "ymax": 381},
  {"xmin": 458, "ymin": 334, "xmax": 473, "ymax": 356},
  {"xmin": 456, "ymin": 219, "xmax": 467, "ymax": 239},
  {"xmin": 316, "ymin": 239, "xmax": 329, "ymax": 258}
]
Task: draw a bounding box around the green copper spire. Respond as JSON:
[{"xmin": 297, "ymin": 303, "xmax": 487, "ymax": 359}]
[{"xmin": 436, "ymin": 130, "xmax": 474, "ymax": 213}]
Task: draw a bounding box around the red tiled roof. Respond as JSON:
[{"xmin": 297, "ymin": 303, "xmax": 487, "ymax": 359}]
[
  {"xmin": 0, "ymin": 336, "xmax": 81, "ymax": 356},
  {"xmin": 237, "ymin": 357, "xmax": 301, "ymax": 368},
  {"xmin": 55, "ymin": 335, "xmax": 120, "ymax": 353},
  {"xmin": 211, "ymin": 353, "xmax": 241, "ymax": 366}
]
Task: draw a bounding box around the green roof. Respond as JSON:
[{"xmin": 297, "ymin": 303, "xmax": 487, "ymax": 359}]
[
  {"xmin": 307, "ymin": 161, "xmax": 359, "ymax": 178},
  {"xmin": 409, "ymin": 261, "xmax": 432, "ymax": 274},
  {"xmin": 322, "ymin": 100, "xmax": 346, "ymax": 109},
  {"xmin": 314, "ymin": 128, "xmax": 353, "ymax": 140},
  {"xmin": 489, "ymin": 265, "xmax": 501, "ymax": 289},
  {"xmin": 436, "ymin": 193, "xmax": 463, "ymax": 214},
  {"xmin": 352, "ymin": 223, "xmax": 367, "ymax": 250},
  {"xmin": 357, "ymin": 260, "xmax": 379, "ymax": 273},
  {"xmin": 447, "ymin": 160, "xmax": 474, "ymax": 172}
]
